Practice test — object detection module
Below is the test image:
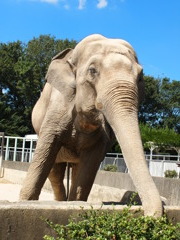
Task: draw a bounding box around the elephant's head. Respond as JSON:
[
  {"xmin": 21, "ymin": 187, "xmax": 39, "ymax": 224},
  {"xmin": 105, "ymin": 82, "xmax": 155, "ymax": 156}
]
[
  {"xmin": 70, "ymin": 34, "xmax": 144, "ymax": 129},
  {"xmin": 47, "ymin": 34, "xmax": 162, "ymax": 217}
]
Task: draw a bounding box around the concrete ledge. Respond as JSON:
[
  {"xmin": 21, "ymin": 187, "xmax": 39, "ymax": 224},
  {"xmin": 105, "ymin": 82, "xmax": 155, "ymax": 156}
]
[
  {"xmin": 0, "ymin": 201, "xmax": 180, "ymax": 240},
  {"xmin": 1, "ymin": 161, "xmax": 180, "ymax": 240}
]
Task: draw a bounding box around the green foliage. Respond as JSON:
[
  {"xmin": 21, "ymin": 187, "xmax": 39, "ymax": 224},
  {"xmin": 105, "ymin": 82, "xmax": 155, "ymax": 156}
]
[
  {"xmin": 160, "ymin": 78, "xmax": 180, "ymax": 132},
  {"xmin": 139, "ymin": 76, "xmax": 180, "ymax": 133},
  {"xmin": 164, "ymin": 170, "xmax": 178, "ymax": 178},
  {"xmin": 128, "ymin": 192, "xmax": 140, "ymax": 206},
  {"xmin": 139, "ymin": 75, "xmax": 162, "ymax": 125},
  {"xmin": 103, "ymin": 164, "xmax": 118, "ymax": 172},
  {"xmin": 0, "ymin": 35, "xmax": 77, "ymax": 136},
  {"xmin": 108, "ymin": 141, "xmax": 121, "ymax": 153},
  {"xmin": 111, "ymin": 124, "xmax": 180, "ymax": 153},
  {"xmin": 43, "ymin": 208, "xmax": 180, "ymax": 240},
  {"xmin": 140, "ymin": 124, "xmax": 180, "ymax": 151}
]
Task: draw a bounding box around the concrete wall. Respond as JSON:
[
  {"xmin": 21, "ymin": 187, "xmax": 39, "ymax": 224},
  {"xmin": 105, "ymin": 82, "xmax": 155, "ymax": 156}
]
[
  {"xmin": 95, "ymin": 171, "xmax": 180, "ymax": 206},
  {"xmin": 2, "ymin": 160, "xmax": 180, "ymax": 205},
  {"xmin": 0, "ymin": 202, "xmax": 179, "ymax": 240},
  {"xmin": 2, "ymin": 160, "xmax": 53, "ymax": 191},
  {"xmin": 1, "ymin": 161, "xmax": 180, "ymax": 240}
]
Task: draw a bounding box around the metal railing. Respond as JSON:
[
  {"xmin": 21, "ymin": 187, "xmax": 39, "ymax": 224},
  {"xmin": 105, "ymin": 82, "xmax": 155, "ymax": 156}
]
[
  {"xmin": 104, "ymin": 152, "xmax": 179, "ymax": 162},
  {"xmin": 0, "ymin": 135, "xmax": 179, "ymax": 177},
  {"xmin": 0, "ymin": 132, "xmax": 5, "ymax": 177},
  {"xmin": 99, "ymin": 153, "xmax": 180, "ymax": 178},
  {"xmin": 0, "ymin": 135, "xmax": 37, "ymax": 162}
]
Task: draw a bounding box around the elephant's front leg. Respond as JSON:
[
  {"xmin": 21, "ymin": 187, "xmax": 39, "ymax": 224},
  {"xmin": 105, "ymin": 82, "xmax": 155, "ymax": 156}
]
[
  {"xmin": 68, "ymin": 136, "xmax": 108, "ymax": 201},
  {"xmin": 20, "ymin": 138, "xmax": 61, "ymax": 200},
  {"xmin": 48, "ymin": 163, "xmax": 67, "ymax": 201},
  {"xmin": 20, "ymin": 88, "xmax": 74, "ymax": 200}
]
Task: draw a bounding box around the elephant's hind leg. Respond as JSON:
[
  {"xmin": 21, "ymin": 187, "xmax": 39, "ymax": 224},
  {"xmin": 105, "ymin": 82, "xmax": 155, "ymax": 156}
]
[
  {"xmin": 48, "ymin": 163, "xmax": 67, "ymax": 201},
  {"xmin": 68, "ymin": 136, "xmax": 109, "ymax": 201},
  {"xmin": 68, "ymin": 163, "xmax": 79, "ymax": 199}
]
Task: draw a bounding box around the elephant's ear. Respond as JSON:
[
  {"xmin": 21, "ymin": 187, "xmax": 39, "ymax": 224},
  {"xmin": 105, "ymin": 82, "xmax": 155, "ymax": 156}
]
[
  {"xmin": 45, "ymin": 48, "xmax": 75, "ymax": 93},
  {"xmin": 52, "ymin": 48, "xmax": 72, "ymax": 61}
]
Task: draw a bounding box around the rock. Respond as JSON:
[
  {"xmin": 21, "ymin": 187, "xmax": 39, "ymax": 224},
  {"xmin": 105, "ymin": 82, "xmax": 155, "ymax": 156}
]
[
  {"xmin": 88, "ymin": 184, "xmax": 126, "ymax": 203},
  {"xmin": 88, "ymin": 184, "xmax": 167, "ymax": 206},
  {"xmin": 88, "ymin": 184, "xmax": 140, "ymax": 204}
]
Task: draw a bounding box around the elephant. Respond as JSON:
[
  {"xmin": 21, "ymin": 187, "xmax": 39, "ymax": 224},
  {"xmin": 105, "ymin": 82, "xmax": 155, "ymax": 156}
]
[{"xmin": 20, "ymin": 34, "xmax": 163, "ymax": 217}]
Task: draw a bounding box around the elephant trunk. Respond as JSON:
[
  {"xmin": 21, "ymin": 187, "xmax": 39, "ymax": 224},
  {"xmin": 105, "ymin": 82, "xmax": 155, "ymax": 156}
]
[{"xmin": 99, "ymin": 81, "xmax": 163, "ymax": 217}]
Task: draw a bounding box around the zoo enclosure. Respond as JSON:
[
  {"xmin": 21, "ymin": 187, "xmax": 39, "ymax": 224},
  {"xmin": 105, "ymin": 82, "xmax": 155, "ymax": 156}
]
[{"xmin": 0, "ymin": 135, "xmax": 179, "ymax": 178}]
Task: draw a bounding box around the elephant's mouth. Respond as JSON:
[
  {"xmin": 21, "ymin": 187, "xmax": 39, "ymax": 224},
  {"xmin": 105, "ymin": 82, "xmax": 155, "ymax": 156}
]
[{"xmin": 74, "ymin": 112, "xmax": 101, "ymax": 134}]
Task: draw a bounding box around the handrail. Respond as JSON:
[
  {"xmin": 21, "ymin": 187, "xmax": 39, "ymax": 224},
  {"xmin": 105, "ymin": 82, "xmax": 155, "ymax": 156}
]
[
  {"xmin": 0, "ymin": 135, "xmax": 179, "ymax": 163},
  {"xmin": 0, "ymin": 132, "xmax": 5, "ymax": 177},
  {"xmin": 0, "ymin": 135, "xmax": 37, "ymax": 162}
]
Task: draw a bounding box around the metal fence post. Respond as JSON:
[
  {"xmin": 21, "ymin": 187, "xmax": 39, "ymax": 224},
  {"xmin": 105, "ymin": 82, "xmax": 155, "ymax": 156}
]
[
  {"xmin": 5, "ymin": 137, "xmax": 9, "ymax": 160},
  {"xmin": 29, "ymin": 139, "xmax": 33, "ymax": 162},
  {"xmin": 0, "ymin": 132, "xmax": 5, "ymax": 177},
  {"xmin": 13, "ymin": 137, "xmax": 18, "ymax": 162},
  {"xmin": 21, "ymin": 138, "xmax": 26, "ymax": 162}
]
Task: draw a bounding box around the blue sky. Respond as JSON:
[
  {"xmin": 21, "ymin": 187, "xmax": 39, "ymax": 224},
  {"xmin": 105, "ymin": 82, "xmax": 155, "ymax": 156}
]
[{"xmin": 0, "ymin": 0, "xmax": 180, "ymax": 80}]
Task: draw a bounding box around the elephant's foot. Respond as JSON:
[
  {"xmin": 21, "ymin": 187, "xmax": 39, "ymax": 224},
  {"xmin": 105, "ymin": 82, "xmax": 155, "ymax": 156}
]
[
  {"xmin": 143, "ymin": 200, "xmax": 163, "ymax": 218},
  {"xmin": 68, "ymin": 186, "xmax": 88, "ymax": 201},
  {"xmin": 144, "ymin": 207, "xmax": 163, "ymax": 218},
  {"xmin": 19, "ymin": 187, "xmax": 40, "ymax": 200},
  {"xmin": 52, "ymin": 184, "xmax": 67, "ymax": 201}
]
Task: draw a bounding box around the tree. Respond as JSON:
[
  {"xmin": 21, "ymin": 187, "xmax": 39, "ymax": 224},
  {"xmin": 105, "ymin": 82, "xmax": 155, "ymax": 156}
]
[
  {"xmin": 139, "ymin": 75, "xmax": 162, "ymax": 125},
  {"xmin": 139, "ymin": 76, "xmax": 180, "ymax": 133},
  {"xmin": 113, "ymin": 124, "xmax": 180, "ymax": 154},
  {"xmin": 160, "ymin": 78, "xmax": 180, "ymax": 132},
  {"xmin": 0, "ymin": 41, "xmax": 29, "ymax": 135},
  {"xmin": 140, "ymin": 124, "xmax": 180, "ymax": 154},
  {"xmin": 0, "ymin": 35, "xmax": 77, "ymax": 136}
]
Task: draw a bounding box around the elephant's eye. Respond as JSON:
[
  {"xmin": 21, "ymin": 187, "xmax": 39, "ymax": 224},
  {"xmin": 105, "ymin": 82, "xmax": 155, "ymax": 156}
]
[{"xmin": 88, "ymin": 67, "xmax": 97, "ymax": 76}]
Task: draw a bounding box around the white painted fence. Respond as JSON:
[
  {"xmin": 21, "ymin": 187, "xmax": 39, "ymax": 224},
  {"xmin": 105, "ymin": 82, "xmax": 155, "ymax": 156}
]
[
  {"xmin": 0, "ymin": 135, "xmax": 37, "ymax": 162},
  {"xmin": 0, "ymin": 135, "xmax": 179, "ymax": 178},
  {"xmin": 149, "ymin": 160, "xmax": 180, "ymax": 177},
  {"xmin": 102, "ymin": 153, "xmax": 180, "ymax": 178}
]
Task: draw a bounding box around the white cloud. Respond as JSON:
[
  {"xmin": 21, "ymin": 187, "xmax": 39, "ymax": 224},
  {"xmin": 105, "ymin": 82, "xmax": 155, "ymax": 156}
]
[
  {"xmin": 97, "ymin": 0, "xmax": 108, "ymax": 9},
  {"xmin": 64, "ymin": 4, "xmax": 70, "ymax": 10},
  {"xmin": 40, "ymin": 0, "xmax": 58, "ymax": 4},
  {"xmin": 28, "ymin": 0, "xmax": 59, "ymax": 4},
  {"xmin": 78, "ymin": 0, "xmax": 86, "ymax": 10}
]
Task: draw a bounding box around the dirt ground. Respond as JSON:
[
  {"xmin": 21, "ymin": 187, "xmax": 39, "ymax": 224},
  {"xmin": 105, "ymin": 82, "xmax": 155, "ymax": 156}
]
[
  {"xmin": 0, "ymin": 178, "xmax": 12, "ymax": 184},
  {"xmin": 0, "ymin": 178, "xmax": 54, "ymax": 201}
]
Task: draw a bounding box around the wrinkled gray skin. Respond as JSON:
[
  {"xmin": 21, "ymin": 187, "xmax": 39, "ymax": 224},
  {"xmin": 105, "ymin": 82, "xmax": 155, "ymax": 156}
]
[{"xmin": 20, "ymin": 34, "xmax": 163, "ymax": 217}]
